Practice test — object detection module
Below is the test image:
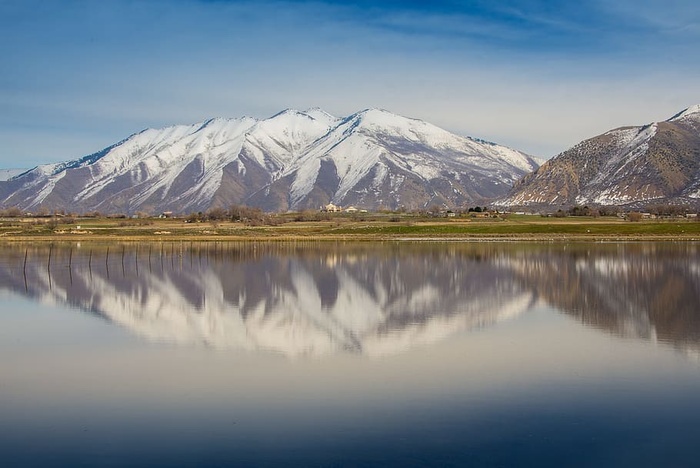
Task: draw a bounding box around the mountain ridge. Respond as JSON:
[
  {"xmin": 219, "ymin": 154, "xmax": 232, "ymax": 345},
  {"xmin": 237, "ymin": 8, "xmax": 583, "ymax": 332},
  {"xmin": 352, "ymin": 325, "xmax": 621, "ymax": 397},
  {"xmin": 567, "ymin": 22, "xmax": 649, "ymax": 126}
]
[
  {"xmin": 0, "ymin": 108, "xmax": 539, "ymax": 214},
  {"xmin": 496, "ymin": 105, "xmax": 700, "ymax": 208}
]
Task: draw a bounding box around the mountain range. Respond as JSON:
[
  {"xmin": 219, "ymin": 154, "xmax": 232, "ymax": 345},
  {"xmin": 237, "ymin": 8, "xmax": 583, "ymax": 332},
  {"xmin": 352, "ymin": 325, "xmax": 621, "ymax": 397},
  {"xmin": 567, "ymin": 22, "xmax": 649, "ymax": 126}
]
[
  {"xmin": 497, "ymin": 105, "xmax": 700, "ymax": 208},
  {"xmin": 2, "ymin": 105, "xmax": 699, "ymax": 213},
  {"xmin": 0, "ymin": 108, "xmax": 539, "ymax": 214}
]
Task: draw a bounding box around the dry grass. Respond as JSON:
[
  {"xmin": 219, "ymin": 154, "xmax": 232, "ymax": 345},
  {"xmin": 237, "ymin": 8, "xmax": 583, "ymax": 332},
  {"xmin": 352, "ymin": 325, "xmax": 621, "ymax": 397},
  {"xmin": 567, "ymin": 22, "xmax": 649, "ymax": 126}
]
[{"xmin": 1, "ymin": 214, "xmax": 699, "ymax": 242}]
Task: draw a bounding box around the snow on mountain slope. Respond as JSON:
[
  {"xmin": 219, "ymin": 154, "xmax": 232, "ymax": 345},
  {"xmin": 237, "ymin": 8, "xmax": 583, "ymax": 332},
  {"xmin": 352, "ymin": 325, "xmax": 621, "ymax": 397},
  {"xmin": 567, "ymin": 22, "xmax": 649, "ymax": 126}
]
[
  {"xmin": 241, "ymin": 109, "xmax": 338, "ymax": 171},
  {"xmin": 75, "ymin": 118, "xmax": 257, "ymax": 206},
  {"xmin": 669, "ymin": 104, "xmax": 700, "ymax": 123},
  {"xmin": 497, "ymin": 105, "xmax": 700, "ymax": 208},
  {"xmin": 0, "ymin": 108, "xmax": 538, "ymax": 213},
  {"xmin": 268, "ymin": 108, "xmax": 540, "ymax": 210}
]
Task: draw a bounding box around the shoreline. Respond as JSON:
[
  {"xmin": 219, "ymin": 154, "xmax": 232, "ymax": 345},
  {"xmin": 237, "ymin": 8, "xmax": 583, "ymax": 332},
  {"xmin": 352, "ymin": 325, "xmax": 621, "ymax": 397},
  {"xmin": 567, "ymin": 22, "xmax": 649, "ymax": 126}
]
[{"xmin": 2, "ymin": 233, "xmax": 699, "ymax": 243}]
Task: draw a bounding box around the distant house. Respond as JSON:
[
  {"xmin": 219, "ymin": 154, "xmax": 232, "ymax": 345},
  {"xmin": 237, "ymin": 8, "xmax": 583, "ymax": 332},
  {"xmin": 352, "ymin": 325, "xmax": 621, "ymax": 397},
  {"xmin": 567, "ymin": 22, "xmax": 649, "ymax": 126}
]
[
  {"xmin": 344, "ymin": 206, "xmax": 359, "ymax": 213},
  {"xmin": 159, "ymin": 211, "xmax": 174, "ymax": 218},
  {"xmin": 321, "ymin": 203, "xmax": 342, "ymax": 212}
]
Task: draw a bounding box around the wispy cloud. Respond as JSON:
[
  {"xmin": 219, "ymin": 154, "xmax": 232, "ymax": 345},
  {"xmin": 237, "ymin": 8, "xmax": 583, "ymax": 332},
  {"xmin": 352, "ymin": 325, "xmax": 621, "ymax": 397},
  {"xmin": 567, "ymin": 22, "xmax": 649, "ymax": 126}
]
[
  {"xmin": 599, "ymin": 0, "xmax": 700, "ymax": 31},
  {"xmin": 0, "ymin": 0, "xmax": 698, "ymax": 165}
]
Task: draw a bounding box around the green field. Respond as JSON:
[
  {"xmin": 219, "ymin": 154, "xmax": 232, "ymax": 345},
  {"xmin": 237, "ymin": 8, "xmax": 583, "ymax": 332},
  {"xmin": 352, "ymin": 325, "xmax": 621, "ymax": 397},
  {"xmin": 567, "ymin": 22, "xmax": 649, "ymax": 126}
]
[{"xmin": 1, "ymin": 213, "xmax": 699, "ymax": 242}]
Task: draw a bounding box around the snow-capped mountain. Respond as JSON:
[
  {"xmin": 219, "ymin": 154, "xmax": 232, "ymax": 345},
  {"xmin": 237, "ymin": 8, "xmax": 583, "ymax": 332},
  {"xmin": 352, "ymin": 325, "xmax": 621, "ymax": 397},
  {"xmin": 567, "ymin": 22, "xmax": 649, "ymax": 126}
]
[
  {"xmin": 496, "ymin": 105, "xmax": 700, "ymax": 208},
  {"xmin": 0, "ymin": 108, "xmax": 539, "ymax": 214}
]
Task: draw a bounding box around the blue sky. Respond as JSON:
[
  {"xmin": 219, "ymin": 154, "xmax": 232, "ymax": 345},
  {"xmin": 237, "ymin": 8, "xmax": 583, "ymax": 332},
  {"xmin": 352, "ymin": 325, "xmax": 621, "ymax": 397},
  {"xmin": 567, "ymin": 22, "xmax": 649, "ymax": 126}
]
[{"xmin": 1, "ymin": 0, "xmax": 698, "ymax": 168}]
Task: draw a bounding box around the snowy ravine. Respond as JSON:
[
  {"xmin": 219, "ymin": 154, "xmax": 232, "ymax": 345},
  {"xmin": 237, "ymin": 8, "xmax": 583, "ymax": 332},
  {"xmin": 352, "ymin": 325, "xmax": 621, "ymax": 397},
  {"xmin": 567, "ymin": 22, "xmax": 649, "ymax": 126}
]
[{"xmin": 0, "ymin": 108, "xmax": 539, "ymax": 213}]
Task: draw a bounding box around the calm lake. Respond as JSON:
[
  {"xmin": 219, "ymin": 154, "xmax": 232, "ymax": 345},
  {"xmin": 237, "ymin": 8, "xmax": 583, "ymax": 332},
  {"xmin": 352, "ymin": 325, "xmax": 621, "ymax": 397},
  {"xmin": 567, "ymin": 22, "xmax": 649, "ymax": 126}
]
[{"xmin": 1, "ymin": 241, "xmax": 699, "ymax": 467}]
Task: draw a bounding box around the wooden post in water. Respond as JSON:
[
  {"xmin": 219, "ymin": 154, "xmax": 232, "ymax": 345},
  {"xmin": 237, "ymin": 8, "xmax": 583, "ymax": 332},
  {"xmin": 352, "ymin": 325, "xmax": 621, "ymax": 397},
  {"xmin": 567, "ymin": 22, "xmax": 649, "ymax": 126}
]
[
  {"xmin": 23, "ymin": 248, "xmax": 28, "ymax": 292},
  {"xmin": 105, "ymin": 246, "xmax": 110, "ymax": 278},
  {"xmin": 47, "ymin": 244, "xmax": 53, "ymax": 290},
  {"xmin": 67, "ymin": 247, "xmax": 73, "ymax": 285}
]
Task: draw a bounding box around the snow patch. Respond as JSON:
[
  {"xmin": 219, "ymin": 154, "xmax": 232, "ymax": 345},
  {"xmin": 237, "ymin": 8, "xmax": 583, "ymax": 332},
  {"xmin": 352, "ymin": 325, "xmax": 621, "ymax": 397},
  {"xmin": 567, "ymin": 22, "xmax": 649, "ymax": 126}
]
[{"xmin": 668, "ymin": 104, "xmax": 700, "ymax": 122}]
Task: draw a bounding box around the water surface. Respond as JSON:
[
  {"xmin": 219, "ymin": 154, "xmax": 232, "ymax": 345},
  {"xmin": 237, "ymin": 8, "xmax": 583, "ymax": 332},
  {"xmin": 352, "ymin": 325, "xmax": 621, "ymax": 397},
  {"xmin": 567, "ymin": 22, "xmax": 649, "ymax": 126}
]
[{"xmin": 1, "ymin": 241, "xmax": 699, "ymax": 467}]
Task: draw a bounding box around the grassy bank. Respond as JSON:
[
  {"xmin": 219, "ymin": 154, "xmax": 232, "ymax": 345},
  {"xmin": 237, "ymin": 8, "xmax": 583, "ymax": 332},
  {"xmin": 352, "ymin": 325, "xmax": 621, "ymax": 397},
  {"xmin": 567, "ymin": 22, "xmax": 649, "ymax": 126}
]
[{"xmin": 1, "ymin": 214, "xmax": 699, "ymax": 242}]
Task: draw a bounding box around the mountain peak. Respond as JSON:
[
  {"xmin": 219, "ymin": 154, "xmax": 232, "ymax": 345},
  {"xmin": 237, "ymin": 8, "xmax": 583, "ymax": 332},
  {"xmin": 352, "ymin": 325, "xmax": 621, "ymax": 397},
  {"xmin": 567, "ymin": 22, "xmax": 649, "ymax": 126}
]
[
  {"xmin": 356, "ymin": 107, "xmax": 410, "ymax": 120},
  {"xmin": 265, "ymin": 108, "xmax": 339, "ymax": 128},
  {"xmin": 196, "ymin": 116, "xmax": 257, "ymax": 131},
  {"xmin": 303, "ymin": 107, "xmax": 337, "ymax": 121},
  {"xmin": 0, "ymin": 107, "xmax": 538, "ymax": 214},
  {"xmin": 268, "ymin": 108, "xmax": 307, "ymax": 119},
  {"xmin": 345, "ymin": 108, "xmax": 425, "ymax": 132},
  {"xmin": 667, "ymin": 104, "xmax": 700, "ymax": 122},
  {"xmin": 497, "ymin": 105, "xmax": 700, "ymax": 208}
]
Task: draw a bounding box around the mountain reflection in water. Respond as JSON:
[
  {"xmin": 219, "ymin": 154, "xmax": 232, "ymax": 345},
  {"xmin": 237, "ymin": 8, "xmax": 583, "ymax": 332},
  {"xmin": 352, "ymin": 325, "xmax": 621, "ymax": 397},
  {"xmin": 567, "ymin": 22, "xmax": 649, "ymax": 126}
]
[{"xmin": 0, "ymin": 242, "xmax": 698, "ymax": 358}]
